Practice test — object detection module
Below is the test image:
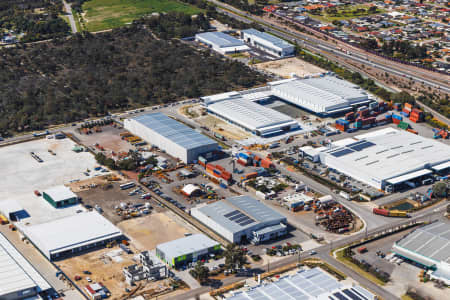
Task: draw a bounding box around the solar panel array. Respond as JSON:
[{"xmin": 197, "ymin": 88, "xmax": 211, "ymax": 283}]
[
  {"xmin": 330, "ymin": 148, "xmax": 355, "ymax": 158},
  {"xmin": 226, "ymin": 268, "xmax": 375, "ymax": 300},
  {"xmin": 347, "ymin": 141, "xmax": 375, "ymax": 152},
  {"xmin": 224, "ymin": 210, "xmax": 255, "ymax": 227},
  {"xmin": 396, "ymin": 222, "xmax": 450, "ymax": 264}
]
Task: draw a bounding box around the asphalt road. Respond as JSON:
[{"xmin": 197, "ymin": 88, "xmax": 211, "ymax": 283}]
[
  {"xmin": 212, "ymin": 1, "xmax": 450, "ymax": 94},
  {"xmin": 171, "ymin": 205, "xmax": 446, "ymax": 300},
  {"xmin": 63, "ymin": 0, "xmax": 78, "ymax": 34}
]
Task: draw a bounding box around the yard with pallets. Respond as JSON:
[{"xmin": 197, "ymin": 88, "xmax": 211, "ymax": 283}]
[{"xmin": 82, "ymin": 0, "xmax": 203, "ymax": 32}]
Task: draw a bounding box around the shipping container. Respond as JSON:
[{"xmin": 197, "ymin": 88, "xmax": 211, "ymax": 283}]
[
  {"xmin": 373, "ymin": 208, "xmax": 390, "ymax": 216},
  {"xmin": 206, "ymin": 163, "xmax": 215, "ymax": 171},
  {"xmin": 215, "ymin": 165, "xmax": 225, "ymax": 172},
  {"xmin": 245, "ymin": 172, "xmax": 258, "ymax": 179}
]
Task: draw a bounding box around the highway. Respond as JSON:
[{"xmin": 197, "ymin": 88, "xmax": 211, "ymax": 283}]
[{"xmin": 210, "ymin": 0, "xmax": 450, "ymax": 94}]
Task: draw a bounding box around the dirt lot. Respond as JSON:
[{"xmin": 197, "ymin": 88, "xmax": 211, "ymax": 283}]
[
  {"xmin": 72, "ymin": 124, "xmax": 133, "ymax": 154},
  {"xmin": 57, "ymin": 247, "xmax": 176, "ymax": 300},
  {"xmin": 254, "ymin": 57, "xmax": 325, "ymax": 78},
  {"xmin": 117, "ymin": 211, "xmax": 201, "ymax": 251},
  {"xmin": 75, "ymin": 181, "xmax": 164, "ymax": 224},
  {"xmin": 195, "ymin": 115, "xmax": 251, "ymax": 141}
]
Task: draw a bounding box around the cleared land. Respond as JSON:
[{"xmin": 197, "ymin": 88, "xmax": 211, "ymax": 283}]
[
  {"xmin": 57, "ymin": 247, "xmax": 175, "ymax": 299},
  {"xmin": 254, "ymin": 57, "xmax": 325, "ymax": 78},
  {"xmin": 195, "ymin": 114, "xmax": 251, "ymax": 141},
  {"xmin": 82, "ymin": 0, "xmax": 202, "ymax": 31},
  {"xmin": 117, "ymin": 211, "xmax": 200, "ymax": 251}
]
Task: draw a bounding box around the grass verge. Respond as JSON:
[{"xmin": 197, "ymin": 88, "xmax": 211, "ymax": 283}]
[{"xmin": 334, "ymin": 247, "xmax": 386, "ymax": 286}]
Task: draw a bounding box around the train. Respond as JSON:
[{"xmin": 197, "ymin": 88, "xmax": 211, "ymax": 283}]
[{"xmin": 373, "ymin": 208, "xmax": 410, "ymax": 218}]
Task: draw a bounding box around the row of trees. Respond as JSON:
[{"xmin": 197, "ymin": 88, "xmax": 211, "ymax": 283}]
[
  {"xmin": 0, "ymin": 0, "xmax": 70, "ymax": 42},
  {"xmin": 0, "ymin": 17, "xmax": 267, "ymax": 135}
]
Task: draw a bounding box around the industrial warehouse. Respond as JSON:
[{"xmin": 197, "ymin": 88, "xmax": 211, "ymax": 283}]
[
  {"xmin": 269, "ymin": 76, "xmax": 370, "ymax": 115},
  {"xmin": 19, "ymin": 212, "xmax": 123, "ymax": 260},
  {"xmin": 202, "ymin": 91, "xmax": 299, "ymax": 137},
  {"xmin": 124, "ymin": 113, "xmax": 218, "ymax": 163},
  {"xmin": 155, "ymin": 234, "xmax": 220, "ymax": 268},
  {"xmin": 191, "ymin": 195, "xmax": 287, "ymax": 244},
  {"xmin": 0, "ymin": 233, "xmax": 51, "ymax": 300},
  {"xmin": 227, "ymin": 267, "xmax": 376, "ymax": 300},
  {"xmin": 241, "ymin": 29, "xmax": 295, "ymax": 58},
  {"xmin": 195, "ymin": 31, "xmax": 250, "ymax": 55},
  {"xmin": 201, "ymin": 75, "xmax": 371, "ymax": 134},
  {"xmin": 300, "ymin": 128, "xmax": 450, "ymax": 191},
  {"xmin": 392, "ymin": 222, "xmax": 450, "ymax": 284}
]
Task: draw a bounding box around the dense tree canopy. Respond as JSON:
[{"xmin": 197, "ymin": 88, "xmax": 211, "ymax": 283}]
[
  {"xmin": 0, "ymin": 19, "xmax": 267, "ymax": 135},
  {"xmin": 0, "ymin": 0, "xmax": 70, "ymax": 42}
]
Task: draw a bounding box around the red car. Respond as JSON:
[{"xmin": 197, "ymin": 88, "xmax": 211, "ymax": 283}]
[{"xmin": 34, "ymin": 190, "xmax": 41, "ymax": 196}]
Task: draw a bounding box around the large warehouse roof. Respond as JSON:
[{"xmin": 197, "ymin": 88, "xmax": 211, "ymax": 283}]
[
  {"xmin": 20, "ymin": 212, "xmax": 122, "ymax": 258},
  {"xmin": 319, "ymin": 128, "xmax": 450, "ymax": 189},
  {"xmin": 206, "ymin": 96, "xmax": 298, "ymax": 131},
  {"xmin": 0, "ymin": 233, "xmax": 50, "ymax": 296},
  {"xmin": 393, "ymin": 222, "xmax": 450, "ymax": 267},
  {"xmin": 130, "ymin": 113, "xmax": 217, "ymax": 150},
  {"xmin": 269, "ymin": 76, "xmax": 370, "ymax": 114},
  {"xmin": 227, "ymin": 267, "xmax": 376, "ymax": 300},
  {"xmin": 156, "ymin": 234, "xmax": 219, "ymax": 259},
  {"xmin": 193, "ymin": 196, "xmax": 286, "ymax": 234}
]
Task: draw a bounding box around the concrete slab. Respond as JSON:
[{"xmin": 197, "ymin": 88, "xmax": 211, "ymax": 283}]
[{"xmin": 0, "ymin": 138, "xmax": 102, "ymax": 225}]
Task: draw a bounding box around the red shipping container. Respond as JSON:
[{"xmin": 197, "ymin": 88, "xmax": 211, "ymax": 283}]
[
  {"xmin": 392, "ymin": 118, "xmax": 401, "ymax": 125},
  {"xmin": 206, "ymin": 163, "xmax": 215, "ymax": 170},
  {"xmin": 237, "ymin": 159, "xmax": 247, "ymax": 166},
  {"xmin": 260, "ymin": 159, "xmax": 273, "ymax": 169},
  {"xmin": 221, "ymin": 171, "xmax": 231, "ymax": 181},
  {"xmin": 373, "ymin": 208, "xmax": 389, "ymax": 216},
  {"xmin": 198, "ymin": 160, "xmax": 206, "ymax": 167},
  {"xmin": 215, "ymin": 165, "xmax": 225, "ymax": 172},
  {"xmin": 206, "ymin": 168, "xmax": 214, "ymax": 176},
  {"xmin": 245, "ymin": 172, "xmax": 258, "ymax": 179}
]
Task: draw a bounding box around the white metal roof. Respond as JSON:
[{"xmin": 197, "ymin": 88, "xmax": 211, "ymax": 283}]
[
  {"xmin": 387, "ymin": 169, "xmax": 432, "ymax": 185},
  {"xmin": 43, "ymin": 185, "xmax": 77, "ymax": 202},
  {"xmin": 182, "ymin": 184, "xmax": 201, "ymax": 196},
  {"xmin": 0, "ymin": 200, "xmax": 24, "ymax": 217},
  {"xmin": 156, "ymin": 234, "xmax": 219, "ymax": 260},
  {"xmin": 320, "ymin": 128, "xmax": 450, "ymax": 188},
  {"xmin": 227, "ymin": 267, "xmax": 376, "ymax": 300},
  {"xmin": 0, "ymin": 233, "xmax": 50, "ymax": 296},
  {"xmin": 432, "ymin": 161, "xmax": 450, "ymax": 171},
  {"xmin": 206, "ymin": 96, "xmax": 297, "ymax": 131},
  {"xmin": 20, "ymin": 212, "xmax": 122, "ymax": 258},
  {"xmin": 300, "ymin": 76, "xmax": 368, "ymax": 103},
  {"xmin": 196, "ymin": 32, "xmax": 245, "ymax": 48},
  {"xmin": 241, "ymin": 29, "xmax": 294, "ymax": 51}
]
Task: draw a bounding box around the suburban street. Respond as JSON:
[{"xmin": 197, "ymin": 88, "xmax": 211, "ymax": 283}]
[{"xmin": 210, "ymin": 0, "xmax": 450, "ymax": 94}]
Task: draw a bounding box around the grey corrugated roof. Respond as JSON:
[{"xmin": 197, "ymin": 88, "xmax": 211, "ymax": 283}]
[
  {"xmin": 131, "ymin": 113, "xmax": 217, "ymax": 150},
  {"xmin": 227, "ymin": 196, "xmax": 286, "ymax": 223},
  {"xmin": 156, "ymin": 234, "xmax": 219, "ymax": 260},
  {"xmin": 300, "ymin": 76, "xmax": 367, "ymax": 101},
  {"xmin": 196, "ymin": 32, "xmax": 245, "ymax": 48},
  {"xmin": 394, "ymin": 222, "xmax": 450, "ymax": 265},
  {"xmin": 194, "ymin": 196, "xmax": 286, "ymax": 234},
  {"xmin": 0, "ymin": 233, "xmax": 50, "ymax": 296},
  {"xmin": 242, "ymin": 29, "xmax": 293, "ymax": 49}
]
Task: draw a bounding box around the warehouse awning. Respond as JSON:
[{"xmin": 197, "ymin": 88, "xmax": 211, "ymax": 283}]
[
  {"xmin": 432, "ymin": 161, "xmax": 450, "ymax": 171},
  {"xmin": 387, "ymin": 169, "xmax": 432, "ymax": 185}
]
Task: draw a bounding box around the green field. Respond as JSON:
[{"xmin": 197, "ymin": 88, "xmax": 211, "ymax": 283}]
[
  {"xmin": 82, "ymin": 0, "xmax": 202, "ymax": 32},
  {"xmin": 307, "ymin": 5, "xmax": 384, "ymax": 23}
]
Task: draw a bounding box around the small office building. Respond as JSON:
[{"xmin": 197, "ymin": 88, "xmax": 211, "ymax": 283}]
[
  {"xmin": 42, "ymin": 185, "xmax": 78, "ymax": 208},
  {"xmin": 156, "ymin": 234, "xmax": 220, "ymax": 268},
  {"xmin": 241, "ymin": 29, "xmax": 295, "ymax": 58}
]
